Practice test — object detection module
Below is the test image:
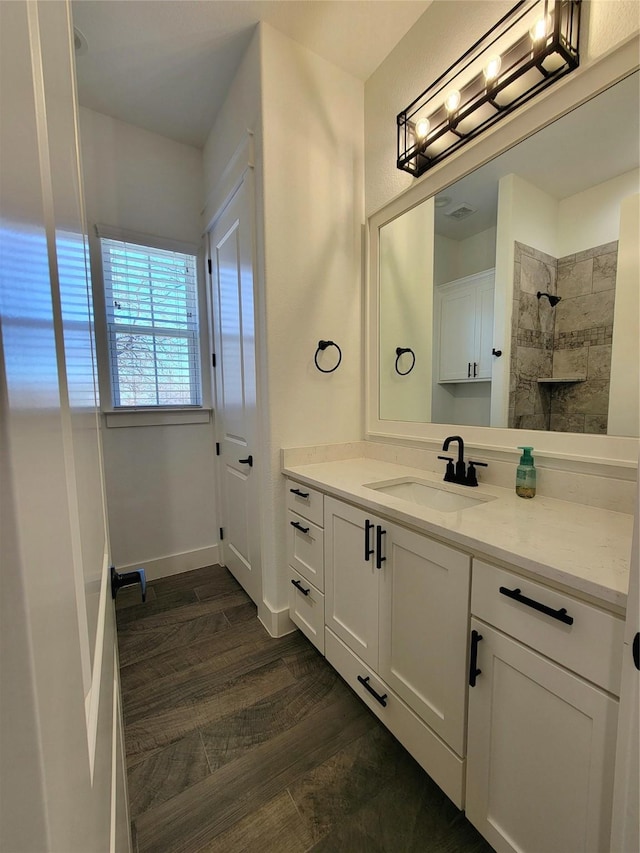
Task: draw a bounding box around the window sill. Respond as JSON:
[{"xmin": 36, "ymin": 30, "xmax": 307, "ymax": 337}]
[{"xmin": 104, "ymin": 408, "xmax": 212, "ymax": 428}]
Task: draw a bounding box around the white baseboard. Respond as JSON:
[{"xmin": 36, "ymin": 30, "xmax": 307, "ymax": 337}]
[
  {"xmin": 116, "ymin": 545, "xmax": 220, "ymax": 582},
  {"xmin": 258, "ymin": 600, "xmax": 297, "ymax": 638}
]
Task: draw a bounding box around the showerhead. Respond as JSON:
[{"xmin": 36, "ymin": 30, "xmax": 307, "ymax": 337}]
[{"xmin": 537, "ymin": 291, "xmax": 561, "ymax": 307}]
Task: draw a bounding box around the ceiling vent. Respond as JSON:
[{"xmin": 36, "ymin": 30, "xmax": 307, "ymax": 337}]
[{"xmin": 445, "ymin": 203, "xmax": 476, "ymax": 221}]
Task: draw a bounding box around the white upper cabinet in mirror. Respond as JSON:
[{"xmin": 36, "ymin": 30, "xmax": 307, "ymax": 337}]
[{"xmin": 375, "ymin": 71, "xmax": 639, "ymax": 438}]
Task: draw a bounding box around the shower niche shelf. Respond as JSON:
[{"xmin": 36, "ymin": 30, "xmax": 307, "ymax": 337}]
[{"xmin": 536, "ymin": 376, "xmax": 586, "ymax": 384}]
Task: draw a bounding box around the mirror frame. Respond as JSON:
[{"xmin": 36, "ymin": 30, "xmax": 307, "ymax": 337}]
[{"xmin": 366, "ymin": 34, "xmax": 639, "ymax": 469}]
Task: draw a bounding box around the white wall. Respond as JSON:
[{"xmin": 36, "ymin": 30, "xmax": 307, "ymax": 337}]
[
  {"xmin": 493, "ymin": 174, "xmax": 558, "ymax": 426},
  {"xmin": 379, "ymin": 199, "xmax": 434, "ymax": 423},
  {"xmin": 79, "ymin": 108, "xmax": 218, "ymax": 576},
  {"xmin": 557, "ymin": 168, "xmax": 640, "ymax": 256},
  {"xmin": 435, "ymin": 227, "xmax": 496, "ymax": 284},
  {"xmin": 364, "ymin": 0, "xmax": 640, "ymax": 217},
  {"xmin": 609, "ymin": 193, "xmax": 640, "ymax": 438},
  {"xmin": 260, "ymin": 24, "xmax": 364, "ymax": 618},
  {"xmin": 203, "ymin": 23, "xmax": 364, "ymax": 629}
]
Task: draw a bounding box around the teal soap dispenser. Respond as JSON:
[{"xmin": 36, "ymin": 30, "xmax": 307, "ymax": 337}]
[{"xmin": 516, "ymin": 446, "xmax": 536, "ymax": 499}]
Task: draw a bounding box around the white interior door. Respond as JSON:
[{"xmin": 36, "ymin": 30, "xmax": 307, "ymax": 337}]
[
  {"xmin": 208, "ymin": 171, "xmax": 261, "ymax": 604},
  {"xmin": 0, "ymin": 2, "xmax": 129, "ymax": 850}
]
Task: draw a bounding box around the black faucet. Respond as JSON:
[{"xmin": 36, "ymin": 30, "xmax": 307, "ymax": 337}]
[{"xmin": 441, "ymin": 435, "xmax": 466, "ymax": 484}]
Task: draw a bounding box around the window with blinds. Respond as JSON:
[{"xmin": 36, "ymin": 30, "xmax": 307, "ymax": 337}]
[{"xmin": 100, "ymin": 237, "xmax": 201, "ymax": 407}]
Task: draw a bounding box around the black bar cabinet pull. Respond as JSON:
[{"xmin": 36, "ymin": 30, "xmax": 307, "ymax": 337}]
[
  {"xmin": 473, "ymin": 361, "xmax": 478, "ymax": 377},
  {"xmin": 290, "ymin": 520, "xmax": 310, "ymax": 534},
  {"xmin": 291, "ymin": 578, "xmax": 310, "ymax": 596},
  {"xmin": 357, "ymin": 675, "xmax": 388, "ymax": 707},
  {"xmin": 499, "ymin": 586, "xmax": 574, "ymax": 626},
  {"xmin": 364, "ymin": 520, "xmax": 374, "ymax": 562},
  {"xmin": 467, "ymin": 362, "xmax": 471, "ymax": 378},
  {"xmin": 469, "ymin": 629, "xmax": 482, "ymax": 687},
  {"xmin": 375, "ymin": 525, "xmax": 386, "ymax": 569},
  {"xmin": 289, "ymin": 487, "xmax": 309, "ymax": 499},
  {"xmin": 633, "ymin": 632, "xmax": 639, "ymax": 671},
  {"xmin": 238, "ymin": 455, "xmax": 253, "ymax": 467}
]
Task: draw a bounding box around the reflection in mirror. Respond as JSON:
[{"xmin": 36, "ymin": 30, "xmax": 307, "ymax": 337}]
[{"xmin": 378, "ymin": 71, "xmax": 639, "ymax": 437}]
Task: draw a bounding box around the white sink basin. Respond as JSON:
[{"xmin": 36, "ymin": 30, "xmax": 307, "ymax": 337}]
[{"xmin": 364, "ymin": 478, "xmax": 496, "ymax": 512}]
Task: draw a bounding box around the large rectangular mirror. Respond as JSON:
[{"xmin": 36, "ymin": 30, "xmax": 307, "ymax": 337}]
[{"xmin": 378, "ymin": 71, "xmax": 639, "ymax": 437}]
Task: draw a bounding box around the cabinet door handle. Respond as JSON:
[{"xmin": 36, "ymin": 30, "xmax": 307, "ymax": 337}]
[
  {"xmin": 375, "ymin": 525, "xmax": 386, "ymax": 570},
  {"xmin": 633, "ymin": 632, "xmax": 639, "ymax": 671},
  {"xmin": 357, "ymin": 675, "xmax": 388, "ymax": 707},
  {"xmin": 291, "ymin": 578, "xmax": 310, "ymax": 596},
  {"xmin": 364, "ymin": 520, "xmax": 374, "ymax": 562},
  {"xmin": 467, "ymin": 362, "xmax": 471, "ymax": 378},
  {"xmin": 289, "ymin": 487, "xmax": 309, "ymax": 499},
  {"xmin": 238, "ymin": 455, "xmax": 253, "ymax": 467},
  {"xmin": 499, "ymin": 586, "xmax": 574, "ymax": 626},
  {"xmin": 469, "ymin": 629, "xmax": 483, "ymax": 687},
  {"xmin": 473, "ymin": 361, "xmax": 478, "ymax": 377},
  {"xmin": 290, "ymin": 520, "xmax": 310, "ymax": 534}
]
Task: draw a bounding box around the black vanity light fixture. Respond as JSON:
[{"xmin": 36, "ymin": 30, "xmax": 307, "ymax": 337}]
[{"xmin": 397, "ymin": 0, "xmax": 581, "ymax": 178}]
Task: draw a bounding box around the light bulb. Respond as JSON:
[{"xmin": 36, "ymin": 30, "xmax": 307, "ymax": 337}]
[
  {"xmin": 530, "ymin": 15, "xmax": 550, "ymax": 42},
  {"xmin": 415, "ymin": 117, "xmax": 431, "ymax": 140},
  {"xmin": 445, "ymin": 90, "xmax": 461, "ymax": 113},
  {"xmin": 483, "ymin": 55, "xmax": 502, "ymax": 82}
]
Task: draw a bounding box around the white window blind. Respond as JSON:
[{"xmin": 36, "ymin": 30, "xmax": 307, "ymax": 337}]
[{"xmin": 100, "ymin": 237, "xmax": 201, "ymax": 407}]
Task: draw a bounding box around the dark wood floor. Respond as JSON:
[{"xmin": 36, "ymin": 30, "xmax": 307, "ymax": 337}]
[{"xmin": 116, "ymin": 565, "xmax": 494, "ymax": 853}]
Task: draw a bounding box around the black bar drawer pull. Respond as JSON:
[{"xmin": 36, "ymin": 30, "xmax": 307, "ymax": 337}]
[
  {"xmin": 364, "ymin": 520, "xmax": 374, "ymax": 562},
  {"xmin": 290, "ymin": 487, "xmax": 309, "ymax": 499},
  {"xmin": 239, "ymin": 455, "xmax": 253, "ymax": 467},
  {"xmin": 290, "ymin": 520, "xmax": 310, "ymax": 534},
  {"xmin": 291, "ymin": 578, "xmax": 310, "ymax": 596},
  {"xmin": 499, "ymin": 586, "xmax": 574, "ymax": 626},
  {"xmin": 357, "ymin": 675, "xmax": 387, "ymax": 707},
  {"xmin": 469, "ymin": 629, "xmax": 482, "ymax": 687},
  {"xmin": 375, "ymin": 525, "xmax": 386, "ymax": 569}
]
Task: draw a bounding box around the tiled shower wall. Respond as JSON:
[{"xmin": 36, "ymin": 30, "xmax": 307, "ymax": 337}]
[{"xmin": 509, "ymin": 240, "xmax": 618, "ymax": 433}]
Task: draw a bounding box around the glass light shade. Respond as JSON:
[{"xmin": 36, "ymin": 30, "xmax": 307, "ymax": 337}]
[
  {"xmin": 415, "ymin": 117, "xmax": 431, "ymax": 139},
  {"xmin": 530, "ymin": 14, "xmax": 551, "ymax": 42},
  {"xmin": 445, "ymin": 90, "xmax": 461, "ymax": 112},
  {"xmin": 483, "ymin": 55, "xmax": 502, "ymax": 81}
]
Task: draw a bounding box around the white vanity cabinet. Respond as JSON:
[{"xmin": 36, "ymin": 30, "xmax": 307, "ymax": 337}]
[
  {"xmin": 324, "ymin": 495, "xmax": 471, "ymax": 804},
  {"xmin": 466, "ymin": 560, "xmax": 623, "ymax": 853},
  {"xmin": 436, "ymin": 269, "xmax": 494, "ymax": 383},
  {"xmin": 286, "ymin": 480, "xmax": 325, "ymax": 653}
]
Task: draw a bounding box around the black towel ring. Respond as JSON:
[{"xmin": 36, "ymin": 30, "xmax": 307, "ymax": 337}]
[
  {"xmin": 314, "ymin": 340, "xmax": 342, "ymax": 373},
  {"xmin": 395, "ymin": 347, "xmax": 416, "ymax": 376}
]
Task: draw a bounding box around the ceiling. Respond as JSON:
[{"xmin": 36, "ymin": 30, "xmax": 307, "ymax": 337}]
[
  {"xmin": 71, "ymin": 0, "xmax": 432, "ymax": 148},
  {"xmin": 434, "ymin": 71, "xmax": 640, "ymax": 240}
]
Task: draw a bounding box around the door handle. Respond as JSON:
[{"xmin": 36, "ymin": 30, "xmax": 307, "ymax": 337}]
[
  {"xmin": 473, "ymin": 361, "xmax": 478, "ymax": 377},
  {"xmin": 238, "ymin": 455, "xmax": 253, "ymax": 467},
  {"xmin": 110, "ymin": 566, "xmax": 147, "ymax": 603},
  {"xmin": 290, "ymin": 520, "xmax": 310, "ymax": 534}
]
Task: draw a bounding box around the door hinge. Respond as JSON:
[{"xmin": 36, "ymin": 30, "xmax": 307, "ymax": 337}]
[
  {"xmin": 216, "ymin": 442, "xmax": 220, "ymax": 456},
  {"xmin": 219, "ymin": 527, "xmax": 224, "ymax": 540},
  {"xmin": 212, "ymin": 353, "xmax": 216, "ymax": 368},
  {"xmin": 207, "ymin": 258, "xmax": 212, "ymax": 275}
]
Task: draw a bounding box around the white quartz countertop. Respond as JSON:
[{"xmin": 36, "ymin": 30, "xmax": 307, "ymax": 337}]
[{"xmin": 282, "ymin": 457, "xmax": 633, "ymax": 610}]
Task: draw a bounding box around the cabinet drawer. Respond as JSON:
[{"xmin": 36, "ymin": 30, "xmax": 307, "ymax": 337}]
[
  {"xmin": 286, "ymin": 479, "xmax": 324, "ymax": 527},
  {"xmin": 471, "ymin": 560, "xmax": 624, "ymax": 694},
  {"xmin": 286, "ymin": 509, "xmax": 324, "ymax": 591},
  {"xmin": 325, "ymin": 628, "xmax": 464, "ymax": 809},
  {"xmin": 288, "ymin": 567, "xmax": 324, "ymax": 654}
]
